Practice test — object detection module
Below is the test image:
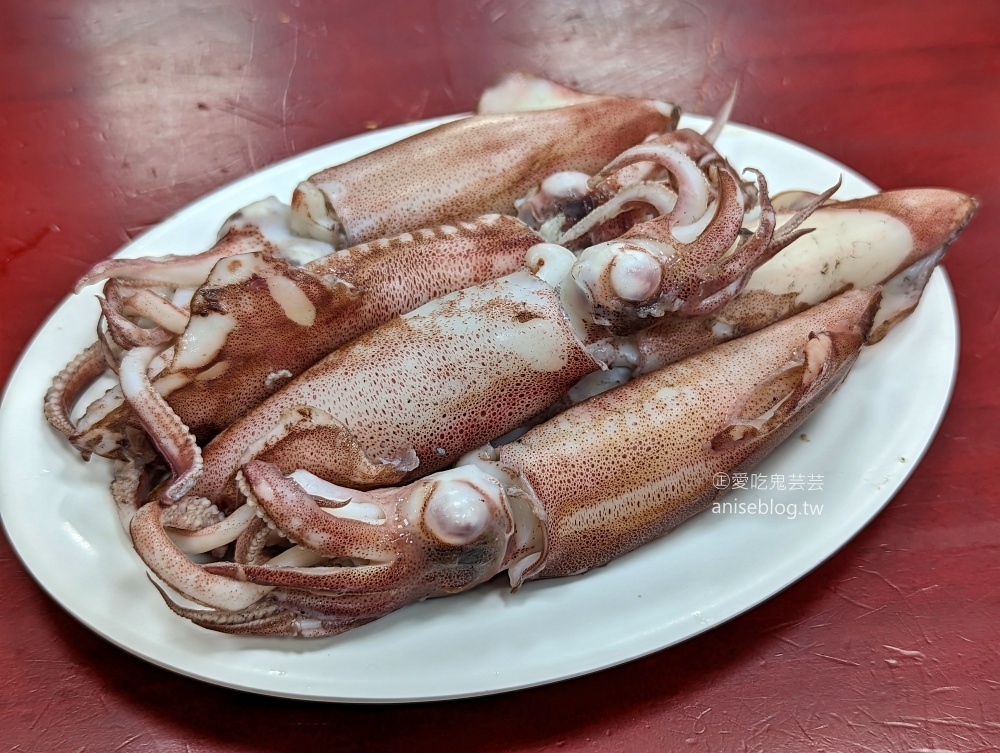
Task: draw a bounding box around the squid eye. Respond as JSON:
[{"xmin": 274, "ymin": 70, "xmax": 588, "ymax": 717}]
[
  {"xmin": 424, "ymin": 485, "xmax": 491, "ymax": 546},
  {"xmin": 609, "ymin": 248, "xmax": 662, "ymax": 302}
]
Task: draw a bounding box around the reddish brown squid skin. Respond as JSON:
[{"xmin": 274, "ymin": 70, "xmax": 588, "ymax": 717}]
[
  {"xmin": 628, "ymin": 187, "xmax": 977, "ymax": 373},
  {"xmin": 292, "ymin": 97, "xmax": 679, "ymax": 247},
  {"xmin": 64, "ymin": 214, "xmax": 545, "ymax": 460},
  {"xmin": 185, "ymin": 270, "xmax": 602, "ymax": 507},
  {"xmin": 499, "ymin": 287, "xmax": 880, "ymax": 581},
  {"xmin": 158, "ymin": 214, "xmax": 543, "ymax": 440},
  {"xmin": 152, "ymin": 288, "xmax": 880, "ymax": 637}
]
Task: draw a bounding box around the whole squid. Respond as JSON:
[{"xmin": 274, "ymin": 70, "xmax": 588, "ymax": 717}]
[
  {"xmin": 133, "ymin": 287, "xmax": 880, "ymax": 636},
  {"xmin": 290, "ymin": 96, "xmax": 679, "ymax": 247},
  {"xmin": 48, "ymin": 93, "xmax": 682, "ymax": 459},
  {"xmin": 53, "ymin": 213, "xmax": 542, "ymax": 455},
  {"xmin": 630, "ymin": 187, "xmax": 976, "ymax": 373},
  {"xmin": 558, "ymin": 186, "xmax": 976, "ymax": 406}
]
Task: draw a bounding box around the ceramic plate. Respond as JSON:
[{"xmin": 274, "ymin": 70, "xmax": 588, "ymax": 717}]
[{"xmin": 0, "ymin": 114, "xmax": 958, "ymax": 702}]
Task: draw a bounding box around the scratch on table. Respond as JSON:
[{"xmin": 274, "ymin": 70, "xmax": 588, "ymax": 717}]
[
  {"xmin": 774, "ymin": 634, "xmax": 809, "ymax": 650},
  {"xmin": 234, "ymin": 15, "xmax": 258, "ymax": 108},
  {"xmin": 218, "ymin": 98, "xmax": 285, "ymax": 129},
  {"xmin": 827, "ymin": 711, "xmax": 865, "ymax": 730},
  {"xmin": 245, "ymin": 133, "xmax": 259, "ymax": 172},
  {"xmin": 813, "ymin": 652, "xmax": 861, "ymax": 667},
  {"xmin": 855, "ymin": 603, "xmax": 888, "ymax": 621},
  {"xmin": 1, "ymin": 225, "xmax": 59, "ymax": 270},
  {"xmin": 835, "ymin": 739, "xmax": 881, "ymax": 753},
  {"xmin": 694, "ymin": 26, "xmax": 722, "ymax": 113},
  {"xmin": 882, "ymin": 644, "xmax": 926, "ymax": 662},
  {"xmin": 897, "ymin": 607, "xmax": 935, "ymax": 649},
  {"xmin": 405, "ymin": 89, "xmax": 431, "ymax": 123},
  {"xmin": 282, "ymin": 26, "xmax": 301, "ymax": 152},
  {"xmin": 921, "ymin": 716, "xmax": 991, "ymax": 730},
  {"xmin": 123, "ymin": 224, "xmax": 156, "ymax": 241},
  {"xmin": 690, "ymin": 1, "xmax": 726, "ymax": 113},
  {"xmin": 682, "ymin": 705, "xmax": 712, "ymax": 736},
  {"xmin": 113, "ymin": 733, "xmax": 143, "ymax": 751},
  {"xmin": 831, "ymin": 586, "xmax": 874, "ymax": 610},
  {"xmin": 28, "ymin": 698, "xmax": 55, "ymax": 731},
  {"xmin": 858, "ymin": 566, "xmax": 905, "ymax": 595},
  {"xmin": 968, "ymin": 580, "xmax": 1000, "ymax": 606},
  {"xmin": 792, "ymin": 714, "xmax": 816, "ymax": 744}
]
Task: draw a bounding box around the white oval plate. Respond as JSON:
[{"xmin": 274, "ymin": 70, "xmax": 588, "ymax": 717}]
[{"xmin": 0, "ymin": 115, "xmax": 958, "ymax": 702}]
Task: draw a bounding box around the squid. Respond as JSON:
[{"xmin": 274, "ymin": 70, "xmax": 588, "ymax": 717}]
[
  {"xmin": 558, "ymin": 186, "xmax": 977, "ymax": 406},
  {"xmin": 481, "ymin": 72, "xmax": 746, "ymax": 247},
  {"xmin": 53, "ymin": 213, "xmax": 543, "ymax": 455},
  {"xmin": 132, "ymin": 286, "xmax": 880, "ymax": 636},
  {"xmin": 137, "ymin": 164, "xmax": 803, "ymax": 510},
  {"xmin": 48, "ymin": 91, "xmax": 683, "ymax": 458},
  {"xmin": 39, "ymin": 73, "xmax": 978, "ymax": 642},
  {"xmin": 629, "ymin": 187, "xmax": 977, "ymax": 371},
  {"xmin": 476, "ymin": 71, "xmax": 611, "ymax": 113},
  {"xmin": 289, "ymin": 96, "xmax": 679, "ymax": 247}
]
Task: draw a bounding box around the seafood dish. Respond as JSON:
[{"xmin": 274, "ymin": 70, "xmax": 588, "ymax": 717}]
[{"xmin": 37, "ymin": 73, "xmax": 976, "ymax": 639}]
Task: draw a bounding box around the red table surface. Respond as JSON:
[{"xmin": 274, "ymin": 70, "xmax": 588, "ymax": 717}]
[{"xmin": 2, "ymin": 1, "xmax": 999, "ymax": 750}]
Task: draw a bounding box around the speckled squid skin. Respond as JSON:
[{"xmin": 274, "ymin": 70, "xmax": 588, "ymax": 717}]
[
  {"xmin": 158, "ymin": 215, "xmax": 541, "ymax": 439},
  {"xmin": 630, "ymin": 188, "xmax": 976, "ymax": 374},
  {"xmin": 64, "ymin": 215, "xmax": 542, "ymax": 458},
  {"xmin": 293, "ymin": 98, "xmax": 678, "ymax": 246},
  {"xmin": 499, "ymin": 288, "xmax": 880, "ymax": 580},
  {"xmin": 188, "ymin": 270, "xmax": 601, "ymax": 503}
]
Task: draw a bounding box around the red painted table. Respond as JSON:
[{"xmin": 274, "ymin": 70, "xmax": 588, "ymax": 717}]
[{"xmin": 2, "ymin": 1, "xmax": 999, "ymax": 750}]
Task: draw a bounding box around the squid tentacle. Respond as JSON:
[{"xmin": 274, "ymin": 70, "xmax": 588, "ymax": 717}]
[
  {"xmin": 701, "ymin": 82, "xmax": 738, "ymax": 145},
  {"xmin": 767, "ymin": 177, "xmax": 842, "ymax": 251},
  {"xmin": 514, "ymin": 84, "xmax": 745, "ymax": 245},
  {"xmin": 153, "ymin": 582, "xmax": 380, "ymax": 637},
  {"xmin": 567, "ymin": 166, "xmax": 775, "ymax": 334},
  {"xmin": 44, "ymin": 341, "xmax": 109, "ymax": 442},
  {"xmin": 99, "ymin": 281, "xmax": 176, "ymax": 350},
  {"xmin": 130, "ymin": 501, "xmax": 275, "ymax": 611},
  {"xmin": 109, "ymin": 434, "xmax": 158, "ymax": 533},
  {"xmin": 554, "ymin": 182, "xmax": 679, "ymax": 247},
  {"xmin": 75, "ymin": 197, "xmax": 334, "ymax": 292},
  {"xmin": 118, "ymin": 345, "xmax": 202, "ymax": 501},
  {"xmin": 585, "ymin": 142, "xmax": 712, "ymax": 225},
  {"xmin": 233, "ymin": 516, "xmax": 273, "ymax": 565},
  {"xmin": 238, "ymin": 462, "xmax": 393, "ymax": 562},
  {"xmin": 203, "ymin": 560, "xmax": 403, "ymax": 594}
]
